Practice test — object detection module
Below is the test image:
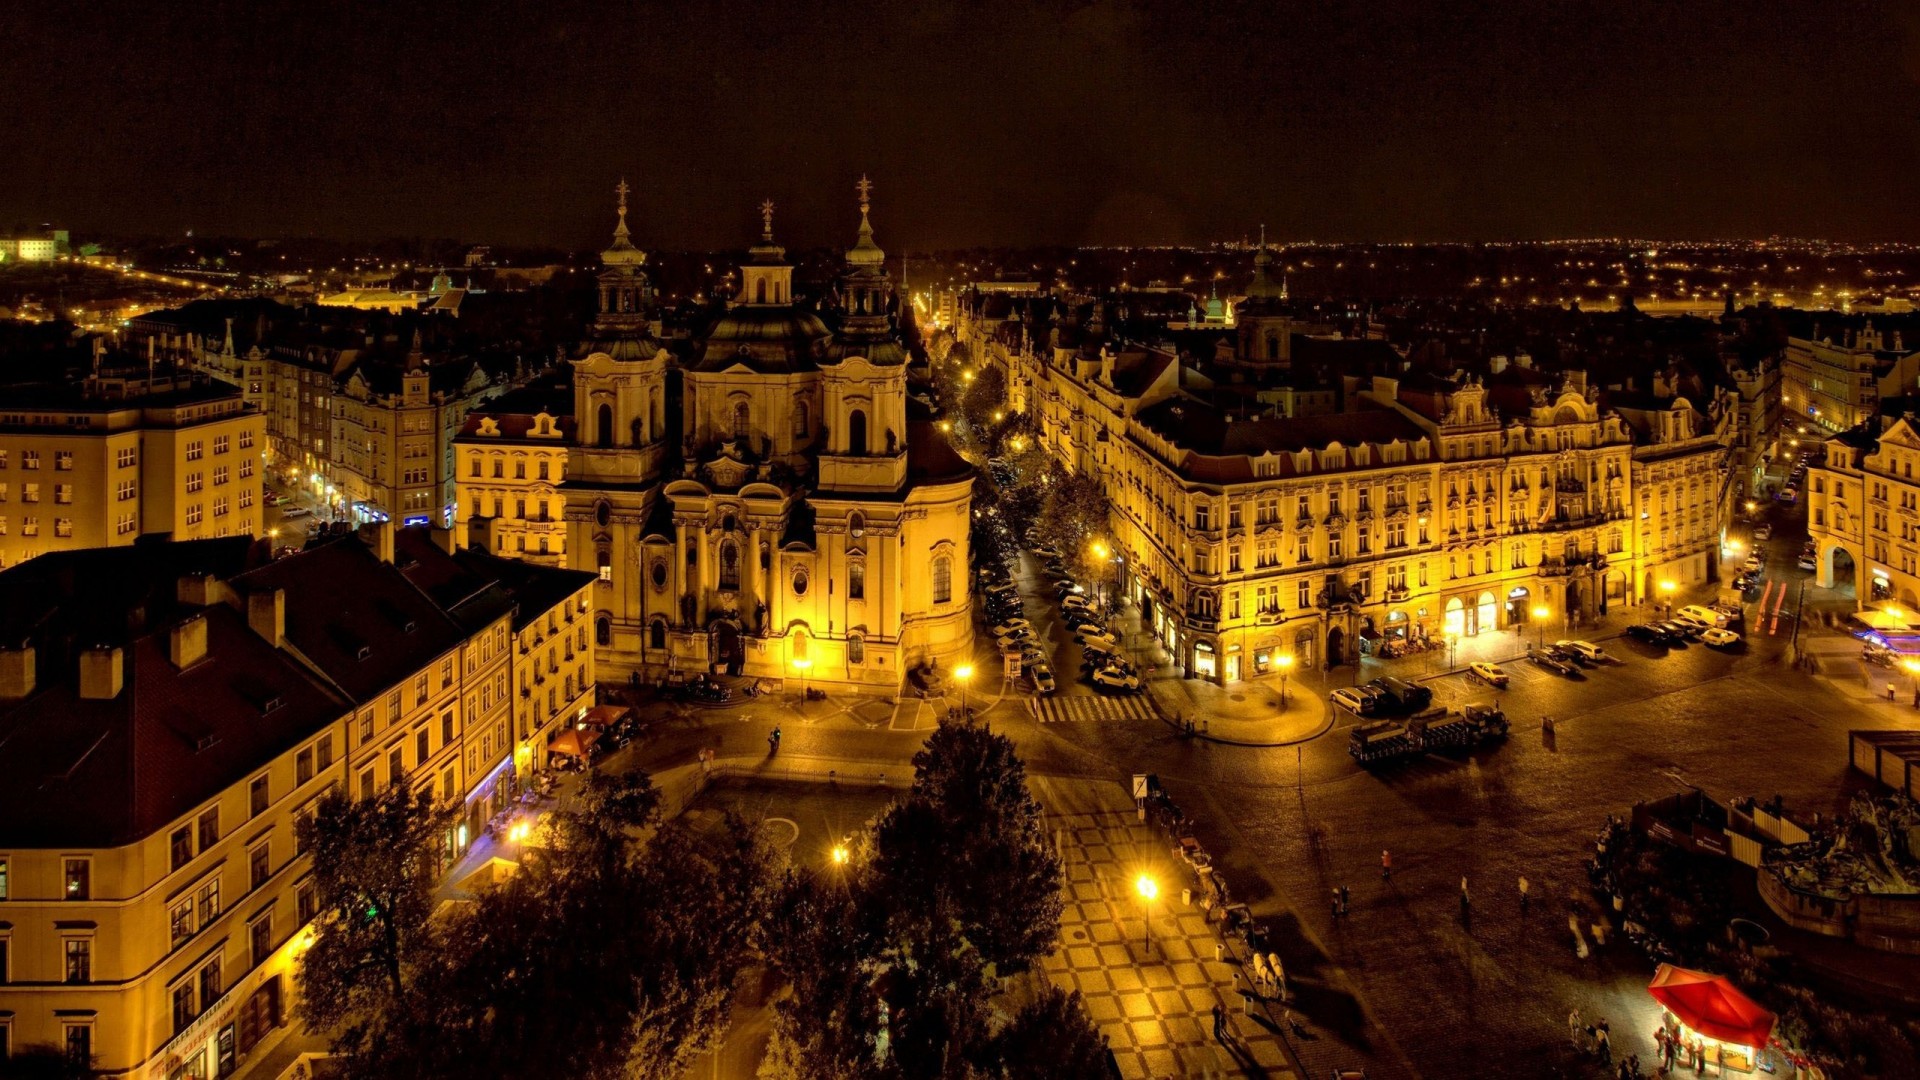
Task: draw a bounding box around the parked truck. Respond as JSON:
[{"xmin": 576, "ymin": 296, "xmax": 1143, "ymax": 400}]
[{"xmin": 1348, "ymin": 703, "xmax": 1510, "ymax": 765}]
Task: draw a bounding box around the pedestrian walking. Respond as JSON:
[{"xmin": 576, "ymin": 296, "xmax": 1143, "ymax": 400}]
[
  {"xmin": 1568, "ymin": 1007, "xmax": 1583, "ymax": 1047},
  {"xmin": 1212, "ymin": 1003, "xmax": 1227, "ymax": 1042},
  {"xmin": 1381, "ymin": 849, "xmax": 1392, "ymax": 880},
  {"xmin": 1332, "ymin": 888, "xmax": 1342, "ymax": 919},
  {"xmin": 1891, "ymin": 683, "xmax": 1899, "ymax": 703},
  {"xmin": 1459, "ymin": 876, "xmax": 1471, "ymax": 914},
  {"xmin": 1518, "ymin": 875, "xmax": 1531, "ymax": 912},
  {"xmin": 1340, "ymin": 883, "xmax": 1350, "ymax": 914},
  {"xmin": 1597, "ymin": 1026, "xmax": 1611, "ymax": 1066}
]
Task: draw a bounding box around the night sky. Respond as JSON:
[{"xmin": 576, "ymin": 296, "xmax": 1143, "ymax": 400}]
[{"xmin": 6, "ymin": 0, "xmax": 1919, "ymax": 249}]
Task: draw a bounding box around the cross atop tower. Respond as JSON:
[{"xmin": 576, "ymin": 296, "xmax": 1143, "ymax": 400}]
[
  {"xmin": 616, "ymin": 177, "xmax": 629, "ymax": 212},
  {"xmin": 857, "ymin": 175, "xmax": 873, "ymax": 215},
  {"xmin": 760, "ymin": 198, "xmax": 776, "ymax": 241}
]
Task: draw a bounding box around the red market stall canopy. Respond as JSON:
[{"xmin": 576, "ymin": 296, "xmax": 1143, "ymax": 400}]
[
  {"xmin": 583, "ymin": 705, "xmax": 630, "ymax": 728},
  {"xmin": 1648, "ymin": 964, "xmax": 1776, "ymax": 1049}
]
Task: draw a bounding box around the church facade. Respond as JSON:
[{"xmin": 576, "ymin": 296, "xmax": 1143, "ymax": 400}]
[{"xmin": 565, "ymin": 182, "xmax": 974, "ymax": 691}]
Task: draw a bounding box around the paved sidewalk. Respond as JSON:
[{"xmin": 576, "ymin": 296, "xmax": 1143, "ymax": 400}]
[{"xmin": 1035, "ymin": 778, "xmax": 1301, "ymax": 1080}]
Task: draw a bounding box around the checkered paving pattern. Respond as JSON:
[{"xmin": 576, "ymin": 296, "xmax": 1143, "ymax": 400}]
[
  {"xmin": 1041, "ymin": 810, "xmax": 1297, "ymax": 1079},
  {"xmin": 1029, "ymin": 694, "xmax": 1157, "ymax": 724}
]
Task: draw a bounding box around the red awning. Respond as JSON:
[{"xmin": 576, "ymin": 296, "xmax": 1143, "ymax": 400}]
[
  {"xmin": 1648, "ymin": 964, "xmax": 1775, "ymax": 1049},
  {"xmin": 548, "ymin": 728, "xmax": 596, "ymax": 758},
  {"xmin": 583, "ymin": 705, "xmax": 629, "ymax": 728}
]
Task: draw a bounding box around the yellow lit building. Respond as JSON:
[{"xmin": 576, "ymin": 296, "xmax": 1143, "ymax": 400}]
[
  {"xmin": 1807, "ymin": 417, "xmax": 1918, "ymax": 608},
  {"xmin": 956, "ymin": 293, "xmax": 1736, "ymax": 681},
  {"xmin": 566, "ymin": 183, "xmax": 974, "ymax": 688},
  {"xmin": 0, "ymin": 369, "xmax": 264, "ymax": 572},
  {"xmin": 1781, "ymin": 324, "xmax": 1920, "ymax": 435},
  {"xmin": 453, "ymin": 383, "xmax": 574, "ymax": 565},
  {"xmin": 0, "ymin": 529, "xmax": 593, "ymax": 1077}
]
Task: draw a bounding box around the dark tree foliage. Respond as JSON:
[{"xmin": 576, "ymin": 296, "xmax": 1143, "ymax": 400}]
[
  {"xmin": 0, "ymin": 1046, "xmax": 93, "ymax": 1080},
  {"xmin": 293, "ymin": 784, "xmax": 455, "ymax": 1056},
  {"xmin": 302, "ymin": 772, "xmax": 777, "ymax": 1080},
  {"xmin": 1035, "ymin": 471, "xmax": 1114, "ymax": 583},
  {"xmin": 763, "ymin": 721, "xmax": 1092, "ymax": 1080},
  {"xmin": 988, "ymin": 986, "xmax": 1111, "ymax": 1080}
]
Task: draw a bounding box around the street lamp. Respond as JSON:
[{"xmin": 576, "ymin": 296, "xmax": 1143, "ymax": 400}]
[
  {"xmin": 830, "ymin": 843, "xmax": 850, "ymax": 866},
  {"xmin": 1532, "ymin": 605, "xmax": 1550, "ymax": 649},
  {"xmin": 1135, "ymin": 874, "xmax": 1158, "ymax": 954},
  {"xmin": 954, "ymin": 662, "xmax": 974, "ymax": 718},
  {"xmin": 791, "ymin": 656, "xmax": 812, "ymax": 704},
  {"xmin": 1659, "ymin": 579, "xmax": 1676, "ymax": 614}
]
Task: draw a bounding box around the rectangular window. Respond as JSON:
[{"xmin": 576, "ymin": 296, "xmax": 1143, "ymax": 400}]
[
  {"xmin": 296, "ymin": 747, "xmax": 314, "ymax": 785},
  {"xmin": 359, "ymin": 766, "xmax": 377, "ymax": 801},
  {"xmin": 441, "ymin": 711, "xmax": 455, "ymax": 745},
  {"xmin": 117, "ymin": 447, "xmax": 137, "ymax": 468},
  {"xmin": 196, "ymin": 880, "xmax": 220, "ymax": 926},
  {"xmin": 297, "ymin": 879, "xmax": 317, "ymax": 924},
  {"xmin": 23, "ymin": 483, "xmax": 38, "ymax": 503},
  {"xmin": 170, "ymin": 897, "xmax": 195, "ymax": 949},
  {"xmin": 54, "ymin": 451, "xmax": 73, "ymax": 471},
  {"xmin": 440, "ymin": 658, "xmax": 453, "ymax": 689},
  {"xmin": 214, "ymin": 435, "xmax": 230, "ymax": 455},
  {"xmin": 64, "ymin": 858, "xmax": 89, "ymax": 900},
  {"xmin": 249, "ymin": 842, "xmax": 270, "ymax": 890},
  {"xmin": 21, "ymin": 452, "xmax": 37, "ymax": 470},
  {"xmin": 53, "ymin": 483, "xmax": 71, "ymax": 504},
  {"xmin": 249, "ymin": 774, "xmax": 269, "ymax": 817},
  {"xmin": 186, "ymin": 441, "xmax": 203, "ymax": 461},
  {"xmin": 388, "ymin": 745, "xmax": 404, "ymax": 786},
  {"xmin": 213, "ymin": 465, "xmax": 229, "ymax": 486},
  {"xmin": 171, "ymin": 826, "xmax": 194, "ymax": 870},
  {"xmin": 250, "ymin": 913, "xmax": 274, "ymax": 968},
  {"xmin": 414, "ymin": 674, "xmax": 429, "ymax": 705},
  {"xmin": 117, "ymin": 479, "xmax": 136, "ymax": 501},
  {"xmin": 64, "ymin": 939, "xmax": 91, "ymax": 983},
  {"xmin": 199, "ymin": 956, "xmax": 222, "ymax": 1011},
  {"xmin": 313, "ymin": 733, "xmax": 333, "ymax": 771},
  {"xmin": 174, "ymin": 980, "xmax": 197, "ymax": 1032},
  {"xmin": 64, "ymin": 1026, "xmax": 89, "ymax": 1069},
  {"xmin": 0, "ymin": 856, "xmax": 7, "ymax": 899},
  {"xmin": 240, "ymin": 429, "xmax": 254, "ymax": 449},
  {"xmin": 358, "ymin": 710, "xmax": 374, "ymax": 743},
  {"xmin": 1298, "ymin": 580, "xmax": 1312, "ymax": 608},
  {"xmin": 186, "ymin": 472, "xmax": 203, "ymax": 493},
  {"xmin": 415, "ymin": 728, "xmax": 430, "ymax": 765}
]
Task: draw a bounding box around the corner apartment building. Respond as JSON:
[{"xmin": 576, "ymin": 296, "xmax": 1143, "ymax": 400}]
[
  {"xmin": 0, "ymin": 370, "xmax": 264, "ymax": 571},
  {"xmin": 453, "ymin": 383, "xmax": 574, "ymax": 565},
  {"xmin": 1782, "ymin": 324, "xmax": 1920, "ymax": 435},
  {"xmin": 1807, "ymin": 417, "xmax": 1920, "ymax": 610},
  {"xmin": 957, "ymin": 308, "xmax": 1735, "ymax": 681},
  {"xmin": 0, "ymin": 530, "xmax": 594, "ymax": 1078}
]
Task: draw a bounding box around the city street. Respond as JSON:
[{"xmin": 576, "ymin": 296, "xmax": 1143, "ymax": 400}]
[{"xmin": 593, "ymin": 481, "xmax": 1920, "ymax": 1079}]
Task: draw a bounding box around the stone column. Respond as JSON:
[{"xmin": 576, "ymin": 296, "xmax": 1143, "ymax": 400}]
[
  {"xmin": 746, "ymin": 526, "xmax": 764, "ymax": 632},
  {"xmin": 674, "ymin": 519, "xmax": 689, "ymax": 627}
]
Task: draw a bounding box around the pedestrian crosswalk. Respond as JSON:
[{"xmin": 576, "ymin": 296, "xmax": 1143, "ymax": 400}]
[{"xmin": 1027, "ymin": 694, "xmax": 1158, "ymax": 723}]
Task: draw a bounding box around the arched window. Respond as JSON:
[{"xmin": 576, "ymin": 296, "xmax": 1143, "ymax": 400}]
[
  {"xmin": 649, "ymin": 619, "xmax": 666, "ymax": 650},
  {"xmin": 719, "ymin": 539, "xmax": 740, "ymax": 590},
  {"xmin": 755, "ymin": 279, "xmax": 767, "ymax": 304},
  {"xmin": 595, "ymin": 615, "xmax": 611, "ymax": 647},
  {"xmin": 849, "ymin": 561, "xmax": 865, "ymax": 600},
  {"xmin": 791, "ymin": 629, "xmax": 808, "ymax": 662},
  {"xmin": 848, "ymin": 511, "xmax": 864, "ymax": 537},
  {"xmin": 732, "ymin": 401, "xmax": 751, "ymax": 441},
  {"xmin": 848, "ymin": 409, "xmax": 868, "ymax": 455},
  {"xmin": 848, "ymin": 634, "xmax": 865, "ymax": 664},
  {"xmin": 794, "ymin": 401, "xmax": 810, "ymax": 437},
  {"xmin": 596, "ymin": 404, "xmax": 614, "ymax": 449},
  {"xmin": 931, "ymin": 556, "xmax": 951, "ymax": 604}
]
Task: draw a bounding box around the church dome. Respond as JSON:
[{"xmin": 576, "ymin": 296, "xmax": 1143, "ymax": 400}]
[{"xmin": 696, "ymin": 305, "xmax": 832, "ymax": 371}]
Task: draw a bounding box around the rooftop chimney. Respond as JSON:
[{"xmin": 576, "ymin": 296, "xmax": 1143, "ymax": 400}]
[
  {"xmin": 361, "ymin": 520, "xmax": 395, "ymax": 563},
  {"xmin": 248, "ymin": 588, "xmax": 286, "ymax": 647},
  {"xmin": 169, "ymin": 614, "xmax": 209, "ymax": 669},
  {"xmin": 0, "ymin": 645, "xmax": 34, "ymax": 699},
  {"xmin": 176, "ymin": 572, "xmax": 226, "ymax": 608},
  {"xmin": 79, "ymin": 646, "xmax": 125, "ymax": 700}
]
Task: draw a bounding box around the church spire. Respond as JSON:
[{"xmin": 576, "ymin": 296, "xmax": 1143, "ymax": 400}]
[
  {"xmin": 847, "ymin": 174, "xmax": 885, "ymax": 269},
  {"xmin": 601, "ymin": 177, "xmax": 644, "ymax": 267},
  {"xmin": 760, "ymin": 198, "xmax": 776, "ymax": 243}
]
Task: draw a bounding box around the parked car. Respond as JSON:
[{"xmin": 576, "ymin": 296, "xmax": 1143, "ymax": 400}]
[
  {"xmin": 1052, "ymin": 581, "xmax": 1084, "ymax": 598},
  {"xmin": 279, "ymin": 506, "xmax": 312, "ymax": 518},
  {"xmin": 1700, "ymin": 627, "xmax": 1742, "ymax": 648},
  {"xmin": 1366, "ymin": 675, "xmax": 1433, "ymax": 713},
  {"xmin": 1032, "ymin": 544, "xmax": 1063, "ymax": 559},
  {"xmin": 1330, "ymin": 687, "xmax": 1380, "ymax": 714},
  {"xmin": 988, "ymin": 619, "xmax": 1032, "ymax": 639},
  {"xmin": 1624, "ymin": 623, "xmax": 1673, "ymax": 645},
  {"xmin": 1527, "ymin": 648, "xmax": 1576, "ymax": 676},
  {"xmin": 1669, "ymin": 615, "xmax": 1711, "ymax": 637},
  {"xmin": 1658, "ymin": 619, "xmax": 1702, "ymax": 640},
  {"xmin": 1030, "ymin": 664, "xmax": 1058, "ymax": 693},
  {"xmin": 1063, "ymin": 611, "xmax": 1104, "ymax": 632},
  {"xmin": 1678, "ymin": 605, "xmax": 1730, "ymax": 628},
  {"xmin": 1061, "ymin": 594, "xmax": 1093, "ymax": 610},
  {"xmin": 1073, "ymin": 627, "xmax": 1120, "ymax": 651},
  {"xmin": 1091, "ymin": 667, "xmax": 1142, "ymax": 693},
  {"xmin": 1556, "ymin": 639, "xmax": 1611, "ymax": 664},
  {"xmin": 1797, "ymin": 555, "xmax": 1818, "ymax": 571},
  {"xmin": 1778, "ymin": 487, "xmax": 1798, "ymax": 503},
  {"xmin": 1753, "ymin": 524, "xmax": 1773, "ymax": 541},
  {"xmin": 1468, "ymin": 661, "xmax": 1510, "ymax": 687},
  {"xmin": 1732, "ymin": 574, "xmax": 1759, "ymax": 592}
]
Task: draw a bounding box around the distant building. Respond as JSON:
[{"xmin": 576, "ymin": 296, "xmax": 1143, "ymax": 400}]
[
  {"xmin": 314, "ymin": 288, "xmax": 416, "ymax": 314},
  {"xmin": 0, "ymin": 368, "xmax": 265, "ymax": 571},
  {"xmin": 1782, "ymin": 323, "xmax": 1920, "ymax": 434},
  {"xmin": 330, "ymin": 334, "xmax": 494, "ymax": 527}
]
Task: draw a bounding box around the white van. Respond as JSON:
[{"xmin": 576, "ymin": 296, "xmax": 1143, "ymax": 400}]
[
  {"xmin": 1330, "ymin": 687, "xmax": 1377, "ymax": 715},
  {"xmin": 1678, "ymin": 604, "xmax": 1729, "ymax": 628}
]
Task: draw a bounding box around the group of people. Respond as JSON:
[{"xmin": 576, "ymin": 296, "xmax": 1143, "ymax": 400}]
[
  {"xmin": 1570, "ymin": 1007, "xmax": 1715, "ymax": 1077},
  {"xmin": 1654, "ymin": 1025, "xmax": 1713, "ymax": 1075}
]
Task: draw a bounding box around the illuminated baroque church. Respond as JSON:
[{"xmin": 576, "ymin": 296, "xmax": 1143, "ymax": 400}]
[{"xmin": 565, "ymin": 180, "xmax": 974, "ymax": 689}]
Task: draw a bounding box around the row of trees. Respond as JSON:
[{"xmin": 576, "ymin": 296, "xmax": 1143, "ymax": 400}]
[{"xmin": 292, "ymin": 721, "xmax": 1107, "ymax": 1079}]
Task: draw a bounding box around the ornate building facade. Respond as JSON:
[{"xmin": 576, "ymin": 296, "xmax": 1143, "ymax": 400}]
[
  {"xmin": 565, "ymin": 182, "xmax": 974, "ymax": 689},
  {"xmin": 956, "ymin": 285, "xmax": 1736, "ymax": 683}
]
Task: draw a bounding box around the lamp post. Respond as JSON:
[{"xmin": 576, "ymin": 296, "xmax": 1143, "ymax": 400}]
[
  {"xmin": 791, "ymin": 656, "xmax": 811, "ymax": 705},
  {"xmin": 1659, "ymin": 578, "xmax": 1676, "ymax": 616},
  {"xmin": 1277, "ymin": 652, "xmax": 1295, "ymax": 708},
  {"xmin": 1135, "ymin": 874, "xmax": 1158, "ymax": 955},
  {"xmin": 1532, "ymin": 605, "xmax": 1550, "ymax": 649},
  {"xmin": 954, "ymin": 662, "xmax": 974, "ymax": 718}
]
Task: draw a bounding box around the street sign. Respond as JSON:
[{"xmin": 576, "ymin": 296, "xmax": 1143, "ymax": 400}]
[
  {"xmin": 1133, "ymin": 774, "xmax": 1149, "ymax": 800},
  {"xmin": 1003, "ymin": 649, "xmax": 1022, "ymax": 679}
]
